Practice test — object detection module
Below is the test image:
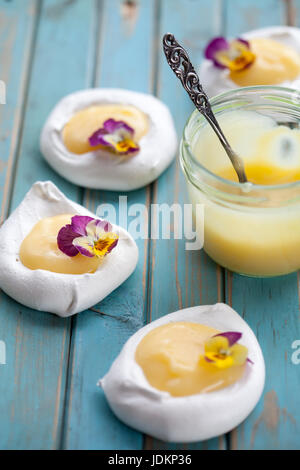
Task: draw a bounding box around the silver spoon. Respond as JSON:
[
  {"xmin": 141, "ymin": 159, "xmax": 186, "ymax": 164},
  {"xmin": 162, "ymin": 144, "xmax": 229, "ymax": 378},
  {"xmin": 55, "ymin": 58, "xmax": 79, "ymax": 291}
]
[{"xmin": 163, "ymin": 33, "xmax": 248, "ymax": 183}]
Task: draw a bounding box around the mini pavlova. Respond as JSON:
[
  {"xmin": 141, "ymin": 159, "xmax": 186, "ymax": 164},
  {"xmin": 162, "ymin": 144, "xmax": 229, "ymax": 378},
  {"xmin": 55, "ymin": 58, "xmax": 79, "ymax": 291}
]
[
  {"xmin": 199, "ymin": 26, "xmax": 300, "ymax": 97},
  {"xmin": 40, "ymin": 89, "xmax": 177, "ymax": 191},
  {"xmin": 0, "ymin": 181, "xmax": 138, "ymax": 316},
  {"xmin": 99, "ymin": 303, "xmax": 265, "ymax": 443}
]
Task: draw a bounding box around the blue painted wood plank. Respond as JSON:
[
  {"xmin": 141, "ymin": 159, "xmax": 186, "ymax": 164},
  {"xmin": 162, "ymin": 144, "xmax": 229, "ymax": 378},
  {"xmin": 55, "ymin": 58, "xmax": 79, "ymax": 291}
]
[
  {"xmin": 225, "ymin": 0, "xmax": 285, "ymax": 32},
  {"xmin": 226, "ymin": 274, "xmax": 300, "ymax": 450},
  {"xmin": 146, "ymin": 0, "xmax": 226, "ymax": 451},
  {"xmin": 10, "ymin": 0, "xmax": 98, "ymax": 211},
  {"xmin": 224, "ymin": 0, "xmax": 300, "ymax": 450},
  {"xmin": 63, "ymin": 0, "xmax": 155, "ymax": 450},
  {"xmin": 0, "ymin": 0, "xmax": 38, "ymax": 222},
  {"xmin": 0, "ymin": 0, "xmax": 96, "ymax": 449}
]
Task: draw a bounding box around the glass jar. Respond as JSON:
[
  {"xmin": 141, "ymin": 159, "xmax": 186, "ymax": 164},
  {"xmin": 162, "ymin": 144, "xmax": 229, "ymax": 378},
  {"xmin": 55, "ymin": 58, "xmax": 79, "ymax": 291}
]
[{"xmin": 180, "ymin": 86, "xmax": 300, "ymax": 277}]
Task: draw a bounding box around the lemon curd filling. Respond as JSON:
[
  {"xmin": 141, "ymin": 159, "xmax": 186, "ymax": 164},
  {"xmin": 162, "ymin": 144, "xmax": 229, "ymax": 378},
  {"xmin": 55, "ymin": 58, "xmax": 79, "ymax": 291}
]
[
  {"xmin": 63, "ymin": 104, "xmax": 149, "ymax": 154},
  {"xmin": 135, "ymin": 322, "xmax": 246, "ymax": 397},
  {"xmin": 230, "ymin": 38, "xmax": 300, "ymax": 86},
  {"xmin": 217, "ymin": 126, "xmax": 300, "ymax": 185},
  {"xmin": 20, "ymin": 214, "xmax": 101, "ymax": 275},
  {"xmin": 187, "ymin": 109, "xmax": 300, "ymax": 276},
  {"xmin": 195, "ymin": 110, "xmax": 300, "ymax": 185}
]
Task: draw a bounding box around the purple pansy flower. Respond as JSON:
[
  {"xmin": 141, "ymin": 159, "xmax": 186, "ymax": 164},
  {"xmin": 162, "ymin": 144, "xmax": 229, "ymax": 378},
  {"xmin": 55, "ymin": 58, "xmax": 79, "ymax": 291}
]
[
  {"xmin": 205, "ymin": 37, "xmax": 255, "ymax": 71},
  {"xmin": 205, "ymin": 37, "xmax": 229, "ymax": 68},
  {"xmin": 88, "ymin": 118, "xmax": 140, "ymax": 155},
  {"xmin": 57, "ymin": 215, "xmax": 119, "ymax": 259},
  {"xmin": 213, "ymin": 331, "xmax": 242, "ymax": 346}
]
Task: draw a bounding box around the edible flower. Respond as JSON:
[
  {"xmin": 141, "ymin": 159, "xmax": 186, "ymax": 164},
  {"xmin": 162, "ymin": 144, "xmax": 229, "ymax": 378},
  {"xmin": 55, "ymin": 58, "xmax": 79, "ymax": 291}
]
[
  {"xmin": 57, "ymin": 215, "xmax": 118, "ymax": 258},
  {"xmin": 88, "ymin": 118, "xmax": 140, "ymax": 155},
  {"xmin": 205, "ymin": 37, "xmax": 256, "ymax": 71},
  {"xmin": 202, "ymin": 331, "xmax": 252, "ymax": 369}
]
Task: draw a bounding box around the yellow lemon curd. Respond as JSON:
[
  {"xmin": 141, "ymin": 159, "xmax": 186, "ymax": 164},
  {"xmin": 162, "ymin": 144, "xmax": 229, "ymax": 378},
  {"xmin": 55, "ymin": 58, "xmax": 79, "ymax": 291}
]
[
  {"xmin": 135, "ymin": 322, "xmax": 246, "ymax": 397},
  {"xmin": 63, "ymin": 104, "xmax": 149, "ymax": 154},
  {"xmin": 20, "ymin": 214, "xmax": 101, "ymax": 275},
  {"xmin": 230, "ymin": 38, "xmax": 300, "ymax": 86},
  {"xmin": 218, "ymin": 126, "xmax": 300, "ymax": 185},
  {"xmin": 188, "ymin": 110, "xmax": 300, "ymax": 276}
]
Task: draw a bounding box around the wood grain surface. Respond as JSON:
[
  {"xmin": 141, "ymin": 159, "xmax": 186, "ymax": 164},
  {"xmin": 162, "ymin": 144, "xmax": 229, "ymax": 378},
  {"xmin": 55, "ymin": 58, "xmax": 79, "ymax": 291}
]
[{"xmin": 0, "ymin": 0, "xmax": 298, "ymax": 450}]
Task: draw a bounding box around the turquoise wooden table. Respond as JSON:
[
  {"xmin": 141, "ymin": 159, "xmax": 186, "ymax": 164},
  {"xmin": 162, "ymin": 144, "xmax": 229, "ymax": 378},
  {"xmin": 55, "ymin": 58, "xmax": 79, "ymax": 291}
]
[{"xmin": 0, "ymin": 0, "xmax": 299, "ymax": 450}]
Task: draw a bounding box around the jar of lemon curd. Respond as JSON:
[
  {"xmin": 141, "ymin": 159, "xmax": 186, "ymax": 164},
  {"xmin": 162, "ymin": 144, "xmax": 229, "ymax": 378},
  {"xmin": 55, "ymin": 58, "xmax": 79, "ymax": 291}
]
[{"xmin": 180, "ymin": 86, "xmax": 300, "ymax": 277}]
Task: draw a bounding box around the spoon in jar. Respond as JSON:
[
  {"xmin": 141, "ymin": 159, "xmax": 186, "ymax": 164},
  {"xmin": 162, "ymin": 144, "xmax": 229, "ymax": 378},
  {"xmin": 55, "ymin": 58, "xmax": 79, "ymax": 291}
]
[{"xmin": 163, "ymin": 33, "xmax": 248, "ymax": 183}]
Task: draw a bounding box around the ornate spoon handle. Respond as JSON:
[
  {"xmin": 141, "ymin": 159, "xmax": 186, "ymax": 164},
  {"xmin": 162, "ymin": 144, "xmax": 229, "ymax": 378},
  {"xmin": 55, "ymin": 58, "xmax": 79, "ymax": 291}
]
[{"xmin": 163, "ymin": 33, "xmax": 247, "ymax": 184}]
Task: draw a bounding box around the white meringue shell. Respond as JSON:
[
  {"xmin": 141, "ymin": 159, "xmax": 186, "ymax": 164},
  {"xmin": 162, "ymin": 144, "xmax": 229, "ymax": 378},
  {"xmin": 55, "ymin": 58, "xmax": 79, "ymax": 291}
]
[
  {"xmin": 40, "ymin": 89, "xmax": 178, "ymax": 191},
  {"xmin": 100, "ymin": 303, "xmax": 265, "ymax": 442},
  {"xmin": 0, "ymin": 181, "xmax": 138, "ymax": 317},
  {"xmin": 199, "ymin": 26, "xmax": 300, "ymax": 97}
]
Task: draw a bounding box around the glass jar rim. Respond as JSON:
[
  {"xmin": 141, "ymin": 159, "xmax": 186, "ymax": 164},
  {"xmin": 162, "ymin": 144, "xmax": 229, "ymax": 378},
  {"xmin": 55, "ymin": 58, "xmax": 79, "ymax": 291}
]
[{"xmin": 182, "ymin": 85, "xmax": 300, "ymax": 193}]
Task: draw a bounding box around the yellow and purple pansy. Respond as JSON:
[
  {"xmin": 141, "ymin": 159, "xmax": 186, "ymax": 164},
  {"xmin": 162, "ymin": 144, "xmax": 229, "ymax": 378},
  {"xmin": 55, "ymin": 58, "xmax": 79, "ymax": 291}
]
[
  {"xmin": 205, "ymin": 37, "xmax": 256, "ymax": 72},
  {"xmin": 202, "ymin": 331, "xmax": 253, "ymax": 369},
  {"xmin": 88, "ymin": 118, "xmax": 140, "ymax": 156},
  {"xmin": 57, "ymin": 215, "xmax": 119, "ymax": 259}
]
